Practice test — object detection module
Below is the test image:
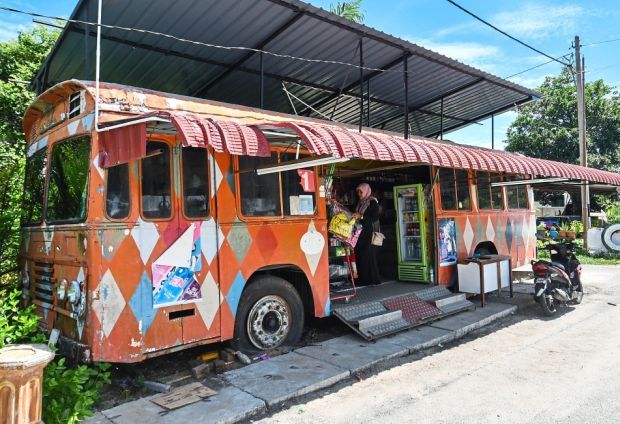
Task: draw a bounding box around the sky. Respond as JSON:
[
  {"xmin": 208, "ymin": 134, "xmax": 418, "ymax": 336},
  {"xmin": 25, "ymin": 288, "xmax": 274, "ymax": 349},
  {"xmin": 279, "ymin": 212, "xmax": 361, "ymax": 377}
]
[{"xmin": 1, "ymin": 0, "xmax": 619, "ymax": 149}]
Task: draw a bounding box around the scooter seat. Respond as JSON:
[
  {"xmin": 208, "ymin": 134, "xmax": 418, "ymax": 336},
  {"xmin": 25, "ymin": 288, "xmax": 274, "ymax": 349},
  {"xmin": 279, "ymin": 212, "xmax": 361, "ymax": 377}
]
[{"xmin": 551, "ymin": 262, "xmax": 565, "ymax": 271}]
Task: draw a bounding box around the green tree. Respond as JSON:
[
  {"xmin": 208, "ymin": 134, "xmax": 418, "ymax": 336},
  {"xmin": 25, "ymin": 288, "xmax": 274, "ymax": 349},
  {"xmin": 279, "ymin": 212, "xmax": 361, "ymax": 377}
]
[
  {"xmin": 506, "ymin": 67, "xmax": 620, "ymax": 173},
  {"xmin": 329, "ymin": 0, "xmax": 365, "ymax": 23},
  {"xmin": 0, "ymin": 25, "xmax": 59, "ymax": 284}
]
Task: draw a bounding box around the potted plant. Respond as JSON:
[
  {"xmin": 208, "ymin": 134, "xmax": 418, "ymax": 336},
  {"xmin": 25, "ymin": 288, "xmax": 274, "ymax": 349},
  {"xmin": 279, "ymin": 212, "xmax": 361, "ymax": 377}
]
[
  {"xmin": 536, "ymin": 222, "xmax": 548, "ymax": 239},
  {"xmin": 549, "ymin": 226, "xmax": 559, "ymax": 238},
  {"xmin": 570, "ymin": 220, "xmax": 584, "ymax": 238},
  {"xmin": 558, "ymin": 222, "xmax": 570, "ymax": 238}
]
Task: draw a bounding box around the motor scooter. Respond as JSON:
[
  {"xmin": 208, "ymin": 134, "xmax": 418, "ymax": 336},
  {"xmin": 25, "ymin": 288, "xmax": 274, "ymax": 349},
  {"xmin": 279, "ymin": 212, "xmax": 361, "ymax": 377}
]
[{"xmin": 531, "ymin": 242, "xmax": 583, "ymax": 316}]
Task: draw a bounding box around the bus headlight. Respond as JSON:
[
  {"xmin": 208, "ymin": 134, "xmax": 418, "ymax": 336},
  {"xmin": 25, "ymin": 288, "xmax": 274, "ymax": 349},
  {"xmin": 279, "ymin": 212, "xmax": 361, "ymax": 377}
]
[
  {"xmin": 57, "ymin": 279, "xmax": 68, "ymax": 301},
  {"xmin": 67, "ymin": 281, "xmax": 81, "ymax": 305}
]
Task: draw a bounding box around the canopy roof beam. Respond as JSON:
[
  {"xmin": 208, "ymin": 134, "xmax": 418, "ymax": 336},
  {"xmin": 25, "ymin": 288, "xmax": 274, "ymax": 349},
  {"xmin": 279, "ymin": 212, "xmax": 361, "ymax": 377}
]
[{"xmin": 193, "ymin": 11, "xmax": 305, "ymax": 97}]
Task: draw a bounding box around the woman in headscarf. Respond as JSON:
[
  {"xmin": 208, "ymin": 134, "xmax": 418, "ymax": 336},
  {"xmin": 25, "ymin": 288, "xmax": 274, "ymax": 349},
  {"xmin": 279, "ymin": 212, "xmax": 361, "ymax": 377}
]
[{"xmin": 352, "ymin": 183, "xmax": 381, "ymax": 285}]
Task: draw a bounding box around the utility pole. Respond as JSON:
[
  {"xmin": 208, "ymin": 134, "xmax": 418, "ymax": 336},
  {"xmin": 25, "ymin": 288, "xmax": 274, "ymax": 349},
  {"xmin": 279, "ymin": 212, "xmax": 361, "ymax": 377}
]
[{"xmin": 574, "ymin": 35, "xmax": 590, "ymax": 248}]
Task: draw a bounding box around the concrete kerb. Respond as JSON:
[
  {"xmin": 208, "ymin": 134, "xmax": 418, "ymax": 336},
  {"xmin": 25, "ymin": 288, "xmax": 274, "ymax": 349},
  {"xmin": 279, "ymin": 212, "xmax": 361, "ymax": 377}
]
[{"xmin": 88, "ymin": 301, "xmax": 516, "ymax": 423}]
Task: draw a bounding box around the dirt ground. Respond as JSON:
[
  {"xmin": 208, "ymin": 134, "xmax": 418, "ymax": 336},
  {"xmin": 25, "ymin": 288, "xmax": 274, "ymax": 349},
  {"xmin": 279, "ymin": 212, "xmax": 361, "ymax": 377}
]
[
  {"xmin": 96, "ymin": 311, "xmax": 351, "ymax": 410},
  {"xmin": 255, "ymin": 265, "xmax": 620, "ymax": 424}
]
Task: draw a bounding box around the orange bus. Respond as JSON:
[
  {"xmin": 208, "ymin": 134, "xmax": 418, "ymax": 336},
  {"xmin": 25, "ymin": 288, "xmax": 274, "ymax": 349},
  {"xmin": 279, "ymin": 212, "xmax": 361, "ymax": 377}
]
[{"xmin": 18, "ymin": 80, "xmax": 619, "ymax": 362}]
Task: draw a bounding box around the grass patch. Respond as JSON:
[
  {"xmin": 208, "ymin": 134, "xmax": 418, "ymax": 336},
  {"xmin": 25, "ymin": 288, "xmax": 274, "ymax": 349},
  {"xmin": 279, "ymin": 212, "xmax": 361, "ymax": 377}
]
[{"xmin": 537, "ymin": 239, "xmax": 620, "ymax": 265}]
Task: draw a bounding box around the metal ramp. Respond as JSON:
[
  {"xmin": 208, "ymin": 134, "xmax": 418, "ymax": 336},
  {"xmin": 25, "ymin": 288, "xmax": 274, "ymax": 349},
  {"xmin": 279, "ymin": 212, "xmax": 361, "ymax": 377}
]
[{"xmin": 332, "ymin": 282, "xmax": 475, "ymax": 340}]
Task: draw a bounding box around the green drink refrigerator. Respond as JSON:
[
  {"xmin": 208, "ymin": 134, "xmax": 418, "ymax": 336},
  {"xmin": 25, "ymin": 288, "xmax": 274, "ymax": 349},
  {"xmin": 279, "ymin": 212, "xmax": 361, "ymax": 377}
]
[{"xmin": 394, "ymin": 184, "xmax": 429, "ymax": 283}]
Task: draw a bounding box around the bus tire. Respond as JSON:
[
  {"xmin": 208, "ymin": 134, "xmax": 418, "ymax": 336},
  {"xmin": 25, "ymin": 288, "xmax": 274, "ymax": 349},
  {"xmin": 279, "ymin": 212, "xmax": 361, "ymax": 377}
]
[
  {"xmin": 231, "ymin": 276, "xmax": 304, "ymax": 354},
  {"xmin": 602, "ymin": 224, "xmax": 620, "ymax": 253}
]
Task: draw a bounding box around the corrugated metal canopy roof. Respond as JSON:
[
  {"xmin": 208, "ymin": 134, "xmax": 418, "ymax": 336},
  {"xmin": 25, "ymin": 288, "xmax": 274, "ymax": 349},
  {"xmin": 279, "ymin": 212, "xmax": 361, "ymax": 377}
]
[{"xmin": 32, "ymin": 0, "xmax": 539, "ymax": 138}]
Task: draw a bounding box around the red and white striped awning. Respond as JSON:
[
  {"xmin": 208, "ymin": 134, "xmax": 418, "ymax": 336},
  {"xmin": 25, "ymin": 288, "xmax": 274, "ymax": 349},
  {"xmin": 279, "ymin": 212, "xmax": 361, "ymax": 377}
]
[
  {"xmin": 263, "ymin": 122, "xmax": 620, "ymax": 186},
  {"xmin": 98, "ymin": 112, "xmax": 620, "ymax": 186}
]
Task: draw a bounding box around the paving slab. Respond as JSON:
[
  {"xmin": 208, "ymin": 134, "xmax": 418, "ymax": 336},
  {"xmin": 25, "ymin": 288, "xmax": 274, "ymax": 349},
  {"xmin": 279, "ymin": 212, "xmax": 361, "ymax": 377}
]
[
  {"xmin": 98, "ymin": 384, "xmax": 265, "ymax": 424},
  {"xmin": 385, "ymin": 324, "xmax": 456, "ymax": 352},
  {"xmin": 428, "ymin": 302, "xmax": 516, "ymax": 337},
  {"xmin": 223, "ymin": 351, "xmax": 349, "ymax": 406},
  {"xmin": 295, "ymin": 334, "xmax": 409, "ymax": 373}
]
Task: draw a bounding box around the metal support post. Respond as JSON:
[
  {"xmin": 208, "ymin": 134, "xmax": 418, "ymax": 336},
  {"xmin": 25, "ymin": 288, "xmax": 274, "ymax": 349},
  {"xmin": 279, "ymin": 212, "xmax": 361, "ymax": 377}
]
[
  {"xmin": 366, "ymin": 79, "xmax": 371, "ymax": 127},
  {"xmin": 84, "ymin": 7, "xmax": 90, "ymax": 80},
  {"xmin": 403, "ymin": 53, "xmax": 409, "ymax": 139},
  {"xmin": 359, "ymin": 38, "xmax": 364, "ymax": 132},
  {"xmin": 575, "ymin": 35, "xmax": 590, "ymax": 247},
  {"xmin": 440, "ymin": 97, "xmax": 444, "ymax": 140},
  {"xmin": 491, "ymin": 114, "xmax": 495, "ymax": 149},
  {"xmin": 259, "ymin": 52, "xmax": 264, "ymax": 109}
]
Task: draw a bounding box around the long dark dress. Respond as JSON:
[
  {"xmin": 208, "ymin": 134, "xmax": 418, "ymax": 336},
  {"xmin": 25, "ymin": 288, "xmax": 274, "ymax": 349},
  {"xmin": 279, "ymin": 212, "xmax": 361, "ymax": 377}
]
[{"xmin": 354, "ymin": 199, "xmax": 381, "ymax": 285}]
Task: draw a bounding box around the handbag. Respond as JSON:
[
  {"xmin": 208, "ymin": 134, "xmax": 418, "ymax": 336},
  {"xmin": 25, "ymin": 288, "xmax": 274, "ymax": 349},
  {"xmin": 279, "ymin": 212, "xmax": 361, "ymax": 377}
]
[{"xmin": 371, "ymin": 220, "xmax": 385, "ymax": 246}]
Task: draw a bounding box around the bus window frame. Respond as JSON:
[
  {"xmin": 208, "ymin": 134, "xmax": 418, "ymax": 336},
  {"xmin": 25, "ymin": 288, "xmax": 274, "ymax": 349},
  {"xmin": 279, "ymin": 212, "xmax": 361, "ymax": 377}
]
[
  {"xmin": 438, "ymin": 168, "xmax": 472, "ymax": 213},
  {"xmin": 138, "ymin": 138, "xmax": 175, "ymax": 222},
  {"xmin": 104, "ymin": 163, "xmax": 132, "ymax": 222},
  {"xmin": 45, "ymin": 135, "xmax": 92, "ymax": 225},
  {"xmin": 505, "ymin": 175, "xmax": 530, "ymax": 211},
  {"xmin": 234, "ymin": 147, "xmax": 319, "ymax": 222},
  {"xmin": 21, "ymin": 145, "xmax": 49, "ymax": 227},
  {"xmin": 476, "ymin": 172, "xmax": 505, "ymax": 212},
  {"xmin": 180, "ymin": 145, "xmax": 212, "ymax": 221}
]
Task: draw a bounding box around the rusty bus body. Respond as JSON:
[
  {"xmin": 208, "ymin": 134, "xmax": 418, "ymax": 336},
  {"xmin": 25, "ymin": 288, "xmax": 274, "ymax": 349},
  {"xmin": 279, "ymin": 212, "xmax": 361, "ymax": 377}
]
[{"xmin": 19, "ymin": 80, "xmax": 538, "ymax": 362}]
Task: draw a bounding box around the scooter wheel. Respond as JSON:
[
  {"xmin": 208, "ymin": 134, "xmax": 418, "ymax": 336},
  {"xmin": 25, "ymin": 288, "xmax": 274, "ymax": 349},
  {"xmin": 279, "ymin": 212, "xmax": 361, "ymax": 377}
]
[
  {"xmin": 538, "ymin": 294, "xmax": 557, "ymax": 316},
  {"xmin": 571, "ymin": 285, "xmax": 584, "ymax": 305}
]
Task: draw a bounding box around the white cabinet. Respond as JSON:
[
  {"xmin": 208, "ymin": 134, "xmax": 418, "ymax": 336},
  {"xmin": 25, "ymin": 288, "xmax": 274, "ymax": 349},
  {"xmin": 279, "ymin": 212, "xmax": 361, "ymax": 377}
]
[{"xmin": 457, "ymin": 256, "xmax": 512, "ymax": 306}]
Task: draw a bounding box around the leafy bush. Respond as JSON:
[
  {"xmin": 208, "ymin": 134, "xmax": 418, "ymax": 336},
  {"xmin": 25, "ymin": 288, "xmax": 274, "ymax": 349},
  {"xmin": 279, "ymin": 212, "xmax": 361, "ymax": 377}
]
[
  {"xmin": 606, "ymin": 202, "xmax": 620, "ymax": 225},
  {"xmin": 43, "ymin": 360, "xmax": 111, "ymax": 424},
  {"xmin": 0, "ymin": 288, "xmax": 42, "ymax": 347},
  {"xmin": 0, "ymin": 287, "xmax": 110, "ymax": 423}
]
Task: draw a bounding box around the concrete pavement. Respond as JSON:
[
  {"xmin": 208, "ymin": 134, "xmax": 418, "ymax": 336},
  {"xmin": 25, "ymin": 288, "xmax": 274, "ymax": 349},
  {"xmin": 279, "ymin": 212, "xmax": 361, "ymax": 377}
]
[{"xmin": 89, "ymin": 301, "xmax": 517, "ymax": 424}]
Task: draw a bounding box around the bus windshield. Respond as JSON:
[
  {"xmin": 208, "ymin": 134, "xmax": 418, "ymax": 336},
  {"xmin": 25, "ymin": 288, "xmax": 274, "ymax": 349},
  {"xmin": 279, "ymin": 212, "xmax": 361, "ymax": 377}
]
[
  {"xmin": 46, "ymin": 136, "xmax": 91, "ymax": 223},
  {"xmin": 21, "ymin": 147, "xmax": 48, "ymax": 225}
]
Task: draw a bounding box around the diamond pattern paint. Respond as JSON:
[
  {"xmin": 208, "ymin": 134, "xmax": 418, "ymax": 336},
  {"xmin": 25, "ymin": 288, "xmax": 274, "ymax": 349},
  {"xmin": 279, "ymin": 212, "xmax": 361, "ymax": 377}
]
[
  {"xmin": 496, "ymin": 218, "xmax": 504, "ymax": 251},
  {"xmin": 463, "ymin": 218, "xmax": 475, "ymax": 255},
  {"xmin": 486, "ymin": 216, "xmax": 495, "ymax": 242},
  {"xmin": 195, "ymin": 272, "xmax": 222, "ymax": 329},
  {"xmin": 227, "ymin": 220, "xmax": 251, "ymax": 264},
  {"xmin": 475, "ymin": 217, "xmax": 484, "ymax": 242},
  {"xmin": 209, "ymin": 156, "xmax": 224, "ymax": 199},
  {"xmin": 225, "ymin": 271, "xmax": 246, "ymax": 317},
  {"xmin": 505, "ymin": 218, "xmax": 513, "ymax": 253},
  {"xmin": 92, "ymin": 269, "xmax": 126, "ymax": 337},
  {"xmin": 200, "ymin": 219, "xmax": 224, "ymax": 265},
  {"xmin": 81, "ymin": 113, "xmax": 94, "ymax": 131},
  {"xmin": 42, "ymin": 228, "xmax": 54, "ymax": 254},
  {"xmin": 131, "ymin": 218, "xmax": 160, "ymax": 264},
  {"xmin": 521, "ymin": 216, "xmax": 530, "ymax": 251},
  {"xmin": 256, "ymin": 225, "xmax": 278, "ymax": 263},
  {"xmin": 92, "ymin": 153, "xmax": 105, "ymax": 178},
  {"xmin": 129, "ymin": 272, "xmax": 156, "ymax": 336},
  {"xmin": 67, "ymin": 119, "xmax": 79, "ymax": 135}
]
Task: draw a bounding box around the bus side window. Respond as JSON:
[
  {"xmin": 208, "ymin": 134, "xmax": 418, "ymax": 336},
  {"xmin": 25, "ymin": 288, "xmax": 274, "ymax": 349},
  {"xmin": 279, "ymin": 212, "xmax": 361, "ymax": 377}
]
[
  {"xmin": 477, "ymin": 172, "xmax": 503, "ymax": 210},
  {"xmin": 455, "ymin": 169, "xmax": 471, "ymax": 210},
  {"xmin": 506, "ymin": 175, "xmax": 528, "ymax": 209},
  {"xmin": 141, "ymin": 142, "xmax": 172, "ymax": 219},
  {"xmin": 439, "ymin": 168, "xmax": 456, "ymax": 210},
  {"xmin": 238, "ymin": 153, "xmax": 281, "ymax": 217},
  {"xmin": 182, "ymin": 147, "xmax": 210, "ymax": 218},
  {"xmin": 106, "ymin": 164, "xmax": 130, "ymax": 219},
  {"xmin": 280, "ymin": 152, "xmax": 315, "ymax": 216}
]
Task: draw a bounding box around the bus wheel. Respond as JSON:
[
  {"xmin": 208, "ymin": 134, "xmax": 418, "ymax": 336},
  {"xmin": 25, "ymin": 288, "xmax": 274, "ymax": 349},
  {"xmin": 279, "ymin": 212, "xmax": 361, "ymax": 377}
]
[{"xmin": 232, "ymin": 276, "xmax": 304, "ymax": 353}]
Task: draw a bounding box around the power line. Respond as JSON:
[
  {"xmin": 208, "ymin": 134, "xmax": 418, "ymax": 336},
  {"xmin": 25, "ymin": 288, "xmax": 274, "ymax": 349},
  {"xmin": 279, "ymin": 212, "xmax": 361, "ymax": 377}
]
[
  {"xmin": 445, "ymin": 0, "xmax": 572, "ymax": 67},
  {"xmin": 582, "ymin": 37, "xmax": 620, "ymax": 47},
  {"xmin": 0, "ymin": 6, "xmax": 401, "ymax": 75},
  {"xmin": 505, "ymin": 53, "xmax": 573, "ymax": 80}
]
